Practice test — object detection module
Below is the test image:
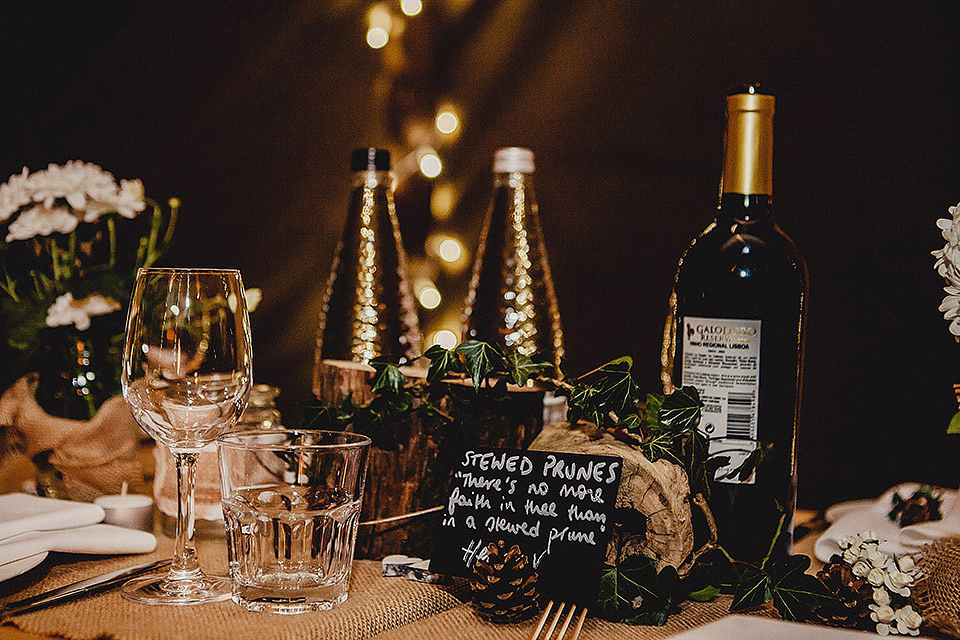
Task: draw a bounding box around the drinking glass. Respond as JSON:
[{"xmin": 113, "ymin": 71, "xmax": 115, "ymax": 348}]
[
  {"xmin": 218, "ymin": 430, "xmax": 370, "ymax": 613},
  {"xmin": 120, "ymin": 268, "xmax": 252, "ymax": 604}
]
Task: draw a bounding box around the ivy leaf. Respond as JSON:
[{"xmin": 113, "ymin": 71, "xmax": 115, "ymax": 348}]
[
  {"xmin": 687, "ymin": 585, "xmax": 720, "ymax": 602},
  {"xmin": 644, "ymin": 393, "xmax": 663, "ymax": 430},
  {"xmin": 767, "ymin": 554, "xmax": 836, "ymax": 622},
  {"xmin": 640, "ymin": 430, "xmax": 681, "ymax": 465},
  {"xmin": 596, "ymin": 554, "xmax": 658, "ymax": 622},
  {"xmin": 658, "ymin": 386, "xmax": 702, "ymax": 430},
  {"xmin": 424, "ymin": 344, "xmax": 462, "ymax": 384},
  {"xmin": 369, "ymin": 357, "xmax": 404, "ymax": 396},
  {"xmin": 568, "ymin": 383, "xmax": 602, "ymax": 426},
  {"xmin": 591, "ymin": 357, "xmax": 641, "ymax": 419},
  {"xmin": 684, "ymin": 430, "xmax": 712, "ymax": 497},
  {"xmin": 730, "ymin": 564, "xmax": 771, "ymax": 611},
  {"xmin": 618, "ymin": 412, "xmax": 644, "ymax": 432},
  {"xmin": 949, "ymin": 411, "xmax": 960, "ymax": 434},
  {"xmin": 454, "ymin": 340, "xmax": 504, "ymax": 390},
  {"xmin": 503, "ymin": 350, "xmax": 551, "ymax": 387},
  {"xmin": 597, "ymin": 555, "xmax": 684, "ymax": 626}
]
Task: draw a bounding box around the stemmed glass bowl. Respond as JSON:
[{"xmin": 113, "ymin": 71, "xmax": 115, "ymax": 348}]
[{"xmin": 120, "ymin": 267, "xmax": 252, "ymax": 604}]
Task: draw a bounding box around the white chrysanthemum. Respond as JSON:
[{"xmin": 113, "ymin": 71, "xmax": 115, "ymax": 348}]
[
  {"xmin": 934, "ymin": 203, "xmax": 960, "ymax": 291},
  {"xmin": 29, "ymin": 161, "xmax": 117, "ymax": 211},
  {"xmin": 939, "ymin": 286, "xmax": 960, "ymax": 338},
  {"xmin": 0, "ymin": 167, "xmax": 32, "ymax": 221},
  {"xmin": 5, "ymin": 204, "xmax": 79, "ymax": 241},
  {"xmin": 45, "ymin": 292, "xmax": 122, "ymax": 331}
]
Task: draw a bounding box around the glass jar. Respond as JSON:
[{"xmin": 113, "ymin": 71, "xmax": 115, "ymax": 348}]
[{"xmin": 237, "ymin": 384, "xmax": 282, "ymax": 429}]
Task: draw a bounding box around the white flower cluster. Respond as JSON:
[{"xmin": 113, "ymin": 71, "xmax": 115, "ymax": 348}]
[
  {"xmin": 45, "ymin": 292, "xmax": 122, "ymax": 331},
  {"xmin": 837, "ymin": 532, "xmax": 923, "ymax": 636},
  {"xmin": 0, "ymin": 161, "xmax": 146, "ymax": 242},
  {"xmin": 933, "ymin": 202, "xmax": 960, "ymax": 338}
]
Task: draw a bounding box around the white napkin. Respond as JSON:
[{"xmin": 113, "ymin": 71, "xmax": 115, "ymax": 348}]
[
  {"xmin": 0, "ymin": 493, "xmax": 157, "ymax": 582},
  {"xmin": 667, "ymin": 615, "xmax": 877, "ymax": 639},
  {"xmin": 0, "ymin": 524, "xmax": 157, "ymax": 569},
  {"xmin": 0, "ymin": 493, "xmax": 105, "ymax": 541},
  {"xmin": 815, "ymin": 483, "xmax": 959, "ymax": 562}
]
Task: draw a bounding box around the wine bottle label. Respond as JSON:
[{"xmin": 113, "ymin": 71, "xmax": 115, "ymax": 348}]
[{"xmin": 680, "ymin": 316, "xmax": 761, "ymax": 485}]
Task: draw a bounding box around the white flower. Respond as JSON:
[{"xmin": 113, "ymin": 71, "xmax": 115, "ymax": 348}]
[
  {"xmin": 861, "ymin": 531, "xmax": 880, "ymax": 545},
  {"xmin": 934, "ymin": 203, "xmax": 960, "ymax": 333},
  {"xmin": 45, "ymin": 292, "xmax": 121, "ymax": 331},
  {"xmin": 84, "ymin": 178, "xmax": 146, "ymax": 221},
  {"xmin": 873, "ymin": 587, "xmax": 892, "ymax": 606},
  {"xmin": 870, "ymin": 604, "xmax": 897, "ymax": 636},
  {"xmin": 0, "ymin": 167, "xmax": 31, "ymax": 221},
  {"xmin": 867, "ymin": 567, "xmax": 886, "ymax": 587},
  {"xmin": 852, "ymin": 559, "xmax": 872, "ymax": 578},
  {"xmin": 867, "ymin": 549, "xmax": 892, "ymax": 570},
  {"xmin": 894, "ymin": 605, "xmax": 922, "ymax": 636},
  {"xmin": 897, "ymin": 556, "xmax": 917, "ymax": 576},
  {"xmin": 0, "ymin": 162, "xmax": 148, "ymax": 237},
  {"xmin": 939, "ymin": 287, "xmax": 960, "ymax": 338},
  {"xmin": 839, "ymin": 534, "xmax": 858, "ymax": 550},
  {"xmin": 843, "ymin": 547, "xmax": 860, "ymax": 565},
  {"xmin": 883, "ymin": 568, "xmax": 913, "ymax": 598},
  {"xmin": 6, "ymin": 204, "xmax": 79, "ymax": 241},
  {"xmin": 631, "ymin": 594, "xmax": 644, "ymax": 609}
]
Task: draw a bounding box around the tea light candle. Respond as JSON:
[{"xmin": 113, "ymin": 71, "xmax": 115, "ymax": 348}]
[{"xmin": 94, "ymin": 482, "xmax": 154, "ymax": 531}]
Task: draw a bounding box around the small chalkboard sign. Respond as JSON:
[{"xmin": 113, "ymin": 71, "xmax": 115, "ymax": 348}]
[{"xmin": 430, "ymin": 446, "xmax": 622, "ymax": 605}]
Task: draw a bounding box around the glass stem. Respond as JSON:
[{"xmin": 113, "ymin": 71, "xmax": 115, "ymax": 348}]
[{"xmin": 172, "ymin": 450, "xmax": 202, "ymax": 577}]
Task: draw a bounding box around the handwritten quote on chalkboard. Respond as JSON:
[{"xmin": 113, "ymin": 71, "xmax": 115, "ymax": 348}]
[{"xmin": 430, "ymin": 446, "xmax": 622, "ymax": 604}]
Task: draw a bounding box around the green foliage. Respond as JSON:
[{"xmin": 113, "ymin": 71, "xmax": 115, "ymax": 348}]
[
  {"xmin": 949, "ymin": 411, "xmax": 960, "ymax": 434},
  {"xmin": 597, "ymin": 555, "xmax": 685, "ymax": 626}
]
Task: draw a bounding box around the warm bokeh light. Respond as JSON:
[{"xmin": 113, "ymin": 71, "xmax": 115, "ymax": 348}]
[
  {"xmin": 419, "ymin": 152, "xmax": 442, "ymax": 178},
  {"xmin": 366, "ymin": 27, "xmax": 389, "ymax": 49},
  {"xmin": 366, "ymin": 4, "xmax": 392, "ymax": 48},
  {"xmin": 417, "ymin": 285, "xmax": 442, "ymax": 309},
  {"xmin": 431, "ymin": 329, "xmax": 459, "ymax": 350},
  {"xmin": 430, "ymin": 183, "xmax": 456, "ymax": 219},
  {"xmin": 438, "ymin": 238, "xmax": 462, "ymax": 263},
  {"xmin": 436, "ymin": 110, "xmax": 459, "ymax": 134},
  {"xmin": 400, "ymin": 0, "xmax": 423, "ymax": 16}
]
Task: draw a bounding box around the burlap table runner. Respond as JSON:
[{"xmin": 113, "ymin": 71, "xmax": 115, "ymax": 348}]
[{"xmin": 1, "ymin": 534, "xmax": 771, "ymax": 640}]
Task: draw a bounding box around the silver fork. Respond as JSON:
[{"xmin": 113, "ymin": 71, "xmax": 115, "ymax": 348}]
[{"xmin": 527, "ymin": 601, "xmax": 587, "ymax": 640}]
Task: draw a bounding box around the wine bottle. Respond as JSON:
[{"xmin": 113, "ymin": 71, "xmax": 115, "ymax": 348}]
[
  {"xmin": 462, "ymin": 147, "xmax": 565, "ymax": 374},
  {"xmin": 313, "ymin": 148, "xmax": 421, "ymax": 393},
  {"xmin": 663, "ymin": 86, "xmax": 808, "ymax": 562}
]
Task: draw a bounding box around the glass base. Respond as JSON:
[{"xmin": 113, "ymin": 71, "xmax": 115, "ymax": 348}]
[
  {"xmin": 121, "ymin": 569, "xmax": 231, "ymax": 605},
  {"xmin": 232, "ymin": 589, "xmax": 347, "ymax": 614}
]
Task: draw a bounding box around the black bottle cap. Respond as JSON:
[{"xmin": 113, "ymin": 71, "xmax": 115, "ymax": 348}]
[
  {"xmin": 351, "ymin": 148, "xmax": 391, "ymax": 171},
  {"xmin": 726, "ymin": 83, "xmax": 774, "ymax": 96}
]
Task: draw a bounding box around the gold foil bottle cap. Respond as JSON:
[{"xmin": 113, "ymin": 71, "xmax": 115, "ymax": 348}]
[{"xmin": 722, "ymin": 86, "xmax": 775, "ymax": 195}]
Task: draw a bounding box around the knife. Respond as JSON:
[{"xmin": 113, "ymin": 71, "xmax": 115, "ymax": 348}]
[{"xmin": 1, "ymin": 558, "xmax": 172, "ymax": 616}]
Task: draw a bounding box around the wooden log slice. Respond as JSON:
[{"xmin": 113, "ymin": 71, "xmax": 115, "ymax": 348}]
[{"xmin": 529, "ymin": 421, "xmax": 696, "ymax": 577}]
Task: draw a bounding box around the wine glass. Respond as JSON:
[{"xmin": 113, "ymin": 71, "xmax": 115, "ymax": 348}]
[{"xmin": 120, "ymin": 268, "xmax": 252, "ymax": 604}]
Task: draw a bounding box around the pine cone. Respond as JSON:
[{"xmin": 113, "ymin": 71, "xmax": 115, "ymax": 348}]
[
  {"xmin": 814, "ymin": 556, "xmax": 874, "ymax": 630},
  {"xmin": 471, "ymin": 540, "xmax": 541, "ymax": 623},
  {"xmin": 899, "ymin": 495, "xmax": 934, "ymax": 527}
]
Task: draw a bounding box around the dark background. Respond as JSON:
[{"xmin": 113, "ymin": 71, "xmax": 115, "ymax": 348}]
[{"xmin": 2, "ymin": 0, "xmax": 959, "ymax": 509}]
